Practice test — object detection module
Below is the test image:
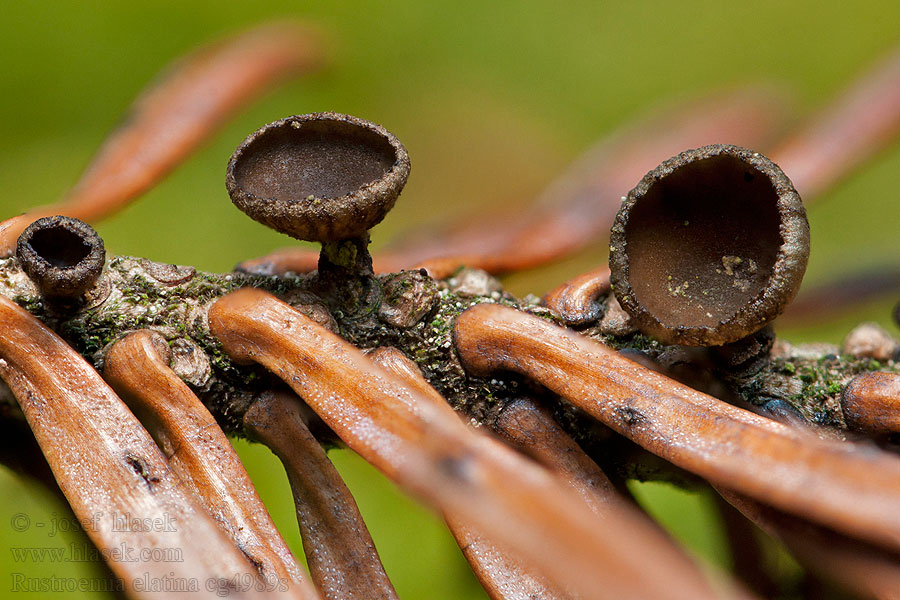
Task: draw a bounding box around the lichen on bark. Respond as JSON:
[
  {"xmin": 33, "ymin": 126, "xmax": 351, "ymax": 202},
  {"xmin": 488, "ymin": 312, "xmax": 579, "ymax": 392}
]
[
  {"xmin": 0, "ymin": 255, "xmax": 541, "ymax": 435},
  {"xmin": 1, "ymin": 253, "xmax": 896, "ymax": 464}
]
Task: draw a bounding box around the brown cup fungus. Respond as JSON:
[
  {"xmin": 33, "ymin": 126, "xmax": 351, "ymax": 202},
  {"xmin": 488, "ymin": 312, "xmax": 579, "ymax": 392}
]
[
  {"xmin": 226, "ymin": 112, "xmax": 410, "ymax": 279},
  {"xmin": 609, "ymin": 144, "xmax": 809, "ymax": 347},
  {"xmin": 16, "ymin": 215, "xmax": 106, "ymax": 303}
]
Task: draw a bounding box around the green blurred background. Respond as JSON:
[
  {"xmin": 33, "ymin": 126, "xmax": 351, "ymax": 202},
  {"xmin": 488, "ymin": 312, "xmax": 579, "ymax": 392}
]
[{"xmin": 1, "ymin": 1, "xmax": 899, "ymax": 597}]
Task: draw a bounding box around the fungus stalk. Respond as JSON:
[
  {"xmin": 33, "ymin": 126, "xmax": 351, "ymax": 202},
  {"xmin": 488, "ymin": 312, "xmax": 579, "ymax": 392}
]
[{"xmin": 226, "ymin": 113, "xmax": 410, "ymax": 314}]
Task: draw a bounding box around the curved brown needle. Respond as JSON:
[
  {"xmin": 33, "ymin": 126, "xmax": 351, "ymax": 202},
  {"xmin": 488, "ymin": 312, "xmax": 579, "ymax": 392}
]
[
  {"xmin": 840, "ymin": 372, "xmax": 900, "ymax": 437},
  {"xmin": 371, "ymin": 349, "xmax": 750, "ymax": 600},
  {"xmin": 0, "ymin": 21, "xmax": 327, "ymax": 256},
  {"xmin": 444, "ymin": 523, "xmax": 564, "ymax": 600},
  {"xmin": 771, "ymin": 44, "xmax": 900, "ymax": 200},
  {"xmin": 453, "ymin": 303, "xmax": 900, "ymax": 553},
  {"xmin": 363, "ymin": 348, "xmax": 746, "ymax": 600},
  {"xmin": 719, "ymin": 489, "xmax": 900, "ymax": 599},
  {"xmin": 0, "ymin": 296, "xmax": 261, "ymax": 595},
  {"xmin": 103, "ymin": 330, "xmax": 315, "ymax": 597},
  {"xmin": 366, "ymin": 347, "xmax": 567, "ymax": 600},
  {"xmin": 238, "ymin": 86, "xmax": 786, "ymax": 276},
  {"xmin": 491, "ymin": 398, "xmax": 733, "ymax": 588},
  {"xmin": 209, "ymin": 288, "xmax": 725, "ymax": 600},
  {"xmin": 712, "ymin": 494, "xmax": 779, "ymax": 598},
  {"xmin": 243, "ymin": 390, "xmax": 399, "ymax": 600},
  {"xmin": 492, "ymin": 398, "xmax": 619, "ymax": 509},
  {"xmin": 541, "ymin": 265, "xmax": 611, "ymax": 326}
]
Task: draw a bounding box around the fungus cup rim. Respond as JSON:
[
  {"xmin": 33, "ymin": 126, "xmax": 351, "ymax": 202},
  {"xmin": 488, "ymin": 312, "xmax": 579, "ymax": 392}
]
[
  {"xmin": 16, "ymin": 215, "xmax": 106, "ymax": 300},
  {"xmin": 225, "ymin": 112, "xmax": 410, "ymax": 243},
  {"xmin": 608, "ymin": 144, "xmax": 809, "ymax": 346}
]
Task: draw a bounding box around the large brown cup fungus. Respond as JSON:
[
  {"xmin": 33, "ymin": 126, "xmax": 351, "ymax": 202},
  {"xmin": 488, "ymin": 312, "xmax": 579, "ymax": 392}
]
[
  {"xmin": 226, "ymin": 112, "xmax": 410, "ymax": 277},
  {"xmin": 609, "ymin": 144, "xmax": 809, "ymax": 346}
]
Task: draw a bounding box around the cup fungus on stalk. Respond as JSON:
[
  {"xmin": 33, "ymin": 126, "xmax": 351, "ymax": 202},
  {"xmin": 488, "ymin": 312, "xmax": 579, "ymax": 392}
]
[
  {"xmin": 609, "ymin": 144, "xmax": 809, "ymax": 347},
  {"xmin": 16, "ymin": 216, "xmax": 106, "ymax": 304},
  {"xmin": 226, "ymin": 112, "xmax": 409, "ymax": 286}
]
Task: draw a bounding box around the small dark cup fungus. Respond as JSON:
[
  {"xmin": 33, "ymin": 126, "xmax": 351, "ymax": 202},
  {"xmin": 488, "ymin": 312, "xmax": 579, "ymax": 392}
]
[
  {"xmin": 16, "ymin": 216, "xmax": 106, "ymax": 302},
  {"xmin": 609, "ymin": 144, "xmax": 809, "ymax": 346},
  {"xmin": 226, "ymin": 112, "xmax": 409, "ymax": 248}
]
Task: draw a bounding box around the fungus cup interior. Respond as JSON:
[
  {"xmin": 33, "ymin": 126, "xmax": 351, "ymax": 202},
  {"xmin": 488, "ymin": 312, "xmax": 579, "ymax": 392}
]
[
  {"xmin": 25, "ymin": 226, "xmax": 92, "ymax": 268},
  {"xmin": 233, "ymin": 118, "xmax": 397, "ymax": 203},
  {"xmin": 625, "ymin": 154, "xmax": 782, "ymax": 328}
]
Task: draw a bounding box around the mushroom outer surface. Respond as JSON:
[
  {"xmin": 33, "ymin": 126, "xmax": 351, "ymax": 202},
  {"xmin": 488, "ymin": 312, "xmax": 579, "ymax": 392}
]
[
  {"xmin": 608, "ymin": 144, "xmax": 809, "ymax": 347},
  {"xmin": 16, "ymin": 215, "xmax": 106, "ymax": 300},
  {"xmin": 226, "ymin": 112, "xmax": 410, "ymax": 243}
]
